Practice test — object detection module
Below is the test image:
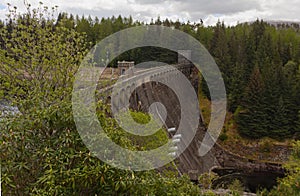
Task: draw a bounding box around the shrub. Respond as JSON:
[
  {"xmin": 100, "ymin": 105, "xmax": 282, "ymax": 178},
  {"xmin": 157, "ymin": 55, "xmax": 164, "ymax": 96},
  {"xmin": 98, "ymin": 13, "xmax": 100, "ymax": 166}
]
[{"xmin": 219, "ymin": 132, "xmax": 228, "ymax": 142}]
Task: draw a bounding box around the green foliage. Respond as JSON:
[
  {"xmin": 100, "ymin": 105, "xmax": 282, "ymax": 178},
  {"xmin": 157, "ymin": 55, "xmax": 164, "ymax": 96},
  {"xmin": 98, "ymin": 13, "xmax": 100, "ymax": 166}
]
[
  {"xmin": 22, "ymin": 6, "xmax": 300, "ymax": 141},
  {"xmin": 0, "ymin": 4, "xmax": 201, "ymax": 195},
  {"xmin": 203, "ymin": 19, "xmax": 300, "ymax": 139},
  {"xmin": 202, "ymin": 190, "xmax": 216, "ymax": 196},
  {"xmin": 236, "ymin": 60, "xmax": 298, "ymax": 138},
  {"xmin": 128, "ymin": 174, "xmax": 201, "ymax": 196},
  {"xmin": 130, "ymin": 110, "xmax": 151, "ymax": 124},
  {"xmin": 112, "ymin": 110, "xmax": 169, "ymax": 150},
  {"xmin": 2, "ymin": 1, "xmax": 300, "ymax": 195},
  {"xmin": 0, "ymin": 4, "xmax": 88, "ymax": 115},
  {"xmin": 267, "ymin": 141, "xmax": 300, "ymax": 195},
  {"xmin": 1, "ymin": 101, "xmax": 198, "ymax": 195},
  {"xmin": 219, "ymin": 132, "xmax": 228, "ymax": 142},
  {"xmin": 236, "ymin": 66, "xmax": 268, "ymax": 138},
  {"xmin": 228, "ymin": 179, "xmax": 244, "ymax": 196},
  {"xmin": 259, "ymin": 140, "xmax": 272, "ymax": 153},
  {"xmin": 198, "ymin": 172, "xmax": 217, "ymax": 189}
]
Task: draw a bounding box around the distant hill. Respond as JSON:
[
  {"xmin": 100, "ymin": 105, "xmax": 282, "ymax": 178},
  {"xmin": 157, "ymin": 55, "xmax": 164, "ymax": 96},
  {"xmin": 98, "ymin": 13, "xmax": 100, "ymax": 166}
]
[
  {"xmin": 240, "ymin": 20, "xmax": 300, "ymax": 29},
  {"xmin": 266, "ymin": 20, "xmax": 300, "ymax": 28}
]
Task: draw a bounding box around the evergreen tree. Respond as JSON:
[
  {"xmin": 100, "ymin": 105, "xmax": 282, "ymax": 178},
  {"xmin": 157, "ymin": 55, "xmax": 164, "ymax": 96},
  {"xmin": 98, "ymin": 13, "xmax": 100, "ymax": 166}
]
[{"xmin": 237, "ymin": 66, "xmax": 268, "ymax": 138}]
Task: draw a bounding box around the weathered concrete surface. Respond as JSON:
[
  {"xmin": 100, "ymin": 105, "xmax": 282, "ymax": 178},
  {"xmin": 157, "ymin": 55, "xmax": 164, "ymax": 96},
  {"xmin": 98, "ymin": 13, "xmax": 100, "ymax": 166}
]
[
  {"xmin": 99, "ymin": 63, "xmax": 284, "ymax": 181},
  {"xmin": 127, "ymin": 65, "xmax": 219, "ymax": 180}
]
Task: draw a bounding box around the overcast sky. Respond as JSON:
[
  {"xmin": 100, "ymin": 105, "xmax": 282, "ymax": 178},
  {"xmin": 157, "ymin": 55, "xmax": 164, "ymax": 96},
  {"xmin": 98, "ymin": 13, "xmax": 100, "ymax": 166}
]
[{"xmin": 0, "ymin": 0, "xmax": 300, "ymax": 26}]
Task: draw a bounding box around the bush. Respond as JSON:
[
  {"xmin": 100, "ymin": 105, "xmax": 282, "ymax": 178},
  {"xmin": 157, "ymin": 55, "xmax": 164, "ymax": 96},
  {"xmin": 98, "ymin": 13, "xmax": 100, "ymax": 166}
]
[
  {"xmin": 259, "ymin": 140, "xmax": 272, "ymax": 153},
  {"xmin": 267, "ymin": 141, "xmax": 300, "ymax": 195},
  {"xmin": 219, "ymin": 132, "xmax": 228, "ymax": 142},
  {"xmin": 0, "ymin": 3, "xmax": 202, "ymax": 195},
  {"xmin": 228, "ymin": 179, "xmax": 244, "ymax": 196}
]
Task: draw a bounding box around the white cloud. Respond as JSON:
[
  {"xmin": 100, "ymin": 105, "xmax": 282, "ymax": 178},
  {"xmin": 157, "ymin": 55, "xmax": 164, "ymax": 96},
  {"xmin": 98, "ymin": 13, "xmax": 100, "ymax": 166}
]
[
  {"xmin": 0, "ymin": 0, "xmax": 300, "ymax": 26},
  {"xmin": 203, "ymin": 9, "xmax": 271, "ymax": 26}
]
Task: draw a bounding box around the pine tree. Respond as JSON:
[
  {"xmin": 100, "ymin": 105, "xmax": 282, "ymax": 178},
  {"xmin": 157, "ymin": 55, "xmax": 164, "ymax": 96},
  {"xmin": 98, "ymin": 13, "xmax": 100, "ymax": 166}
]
[
  {"xmin": 210, "ymin": 21, "xmax": 232, "ymax": 102},
  {"xmin": 237, "ymin": 66, "xmax": 268, "ymax": 138}
]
